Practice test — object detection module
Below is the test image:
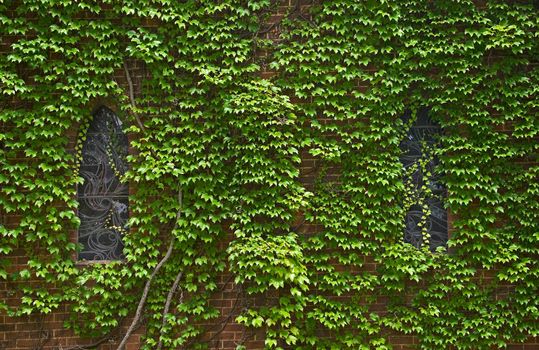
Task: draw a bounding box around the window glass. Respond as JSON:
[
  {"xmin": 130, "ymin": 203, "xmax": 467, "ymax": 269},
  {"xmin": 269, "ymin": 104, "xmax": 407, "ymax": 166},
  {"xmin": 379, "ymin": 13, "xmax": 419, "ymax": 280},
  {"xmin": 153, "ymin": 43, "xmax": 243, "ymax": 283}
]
[
  {"xmin": 400, "ymin": 108, "xmax": 448, "ymax": 251},
  {"xmin": 77, "ymin": 106, "xmax": 128, "ymax": 260}
]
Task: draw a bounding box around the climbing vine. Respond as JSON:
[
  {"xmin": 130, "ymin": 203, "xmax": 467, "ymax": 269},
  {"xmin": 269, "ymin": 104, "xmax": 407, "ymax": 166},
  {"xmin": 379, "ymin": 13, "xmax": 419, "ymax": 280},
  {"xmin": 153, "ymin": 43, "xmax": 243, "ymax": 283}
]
[
  {"xmin": 0, "ymin": 0, "xmax": 538, "ymax": 349},
  {"xmin": 271, "ymin": 1, "xmax": 539, "ymax": 349}
]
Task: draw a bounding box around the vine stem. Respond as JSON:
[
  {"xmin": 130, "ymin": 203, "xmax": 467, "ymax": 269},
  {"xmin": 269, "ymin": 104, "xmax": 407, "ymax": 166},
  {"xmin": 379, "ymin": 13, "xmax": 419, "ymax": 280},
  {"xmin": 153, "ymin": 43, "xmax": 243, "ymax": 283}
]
[
  {"xmin": 116, "ymin": 189, "xmax": 183, "ymax": 350},
  {"xmin": 156, "ymin": 270, "xmax": 184, "ymax": 350},
  {"xmin": 122, "ymin": 61, "xmax": 146, "ymax": 132},
  {"xmin": 62, "ymin": 331, "xmax": 115, "ymax": 350}
]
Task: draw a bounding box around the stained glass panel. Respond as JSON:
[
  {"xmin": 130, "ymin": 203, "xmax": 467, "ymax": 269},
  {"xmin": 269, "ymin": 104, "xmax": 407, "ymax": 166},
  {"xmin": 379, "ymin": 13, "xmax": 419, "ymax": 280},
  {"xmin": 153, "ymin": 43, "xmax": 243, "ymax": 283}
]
[
  {"xmin": 78, "ymin": 106, "xmax": 128, "ymax": 260},
  {"xmin": 400, "ymin": 109, "xmax": 448, "ymax": 251}
]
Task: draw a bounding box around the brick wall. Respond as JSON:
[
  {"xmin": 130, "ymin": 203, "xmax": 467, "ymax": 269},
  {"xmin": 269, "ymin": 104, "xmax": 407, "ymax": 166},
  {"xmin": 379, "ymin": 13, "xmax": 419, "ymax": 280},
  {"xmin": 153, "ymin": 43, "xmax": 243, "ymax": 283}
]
[{"xmin": 2, "ymin": 2, "xmax": 538, "ymax": 350}]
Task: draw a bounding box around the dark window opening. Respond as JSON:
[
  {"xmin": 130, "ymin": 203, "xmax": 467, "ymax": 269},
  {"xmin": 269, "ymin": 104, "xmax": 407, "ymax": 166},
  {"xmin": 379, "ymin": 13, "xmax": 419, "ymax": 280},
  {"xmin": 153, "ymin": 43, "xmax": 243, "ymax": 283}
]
[
  {"xmin": 77, "ymin": 106, "xmax": 128, "ymax": 260},
  {"xmin": 400, "ymin": 108, "xmax": 448, "ymax": 251}
]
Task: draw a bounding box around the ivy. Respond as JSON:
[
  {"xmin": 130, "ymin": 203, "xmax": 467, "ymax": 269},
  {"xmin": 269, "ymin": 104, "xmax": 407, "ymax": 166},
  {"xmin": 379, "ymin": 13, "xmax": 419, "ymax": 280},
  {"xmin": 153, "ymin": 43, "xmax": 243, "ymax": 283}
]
[
  {"xmin": 1, "ymin": 0, "xmax": 538, "ymax": 349},
  {"xmin": 272, "ymin": 0, "xmax": 538, "ymax": 349}
]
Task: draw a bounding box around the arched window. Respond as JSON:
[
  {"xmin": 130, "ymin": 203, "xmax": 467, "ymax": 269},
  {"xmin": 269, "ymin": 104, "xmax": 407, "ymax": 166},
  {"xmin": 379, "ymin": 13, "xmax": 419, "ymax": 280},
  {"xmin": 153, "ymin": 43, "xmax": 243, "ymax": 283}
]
[
  {"xmin": 77, "ymin": 106, "xmax": 128, "ymax": 260},
  {"xmin": 400, "ymin": 108, "xmax": 447, "ymax": 251}
]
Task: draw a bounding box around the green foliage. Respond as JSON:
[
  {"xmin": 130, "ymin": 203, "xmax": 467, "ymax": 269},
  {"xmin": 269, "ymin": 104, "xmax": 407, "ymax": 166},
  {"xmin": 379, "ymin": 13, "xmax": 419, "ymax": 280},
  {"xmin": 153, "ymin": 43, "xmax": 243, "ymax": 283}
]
[
  {"xmin": 271, "ymin": 0, "xmax": 539, "ymax": 349},
  {"xmin": 1, "ymin": 0, "xmax": 538, "ymax": 349}
]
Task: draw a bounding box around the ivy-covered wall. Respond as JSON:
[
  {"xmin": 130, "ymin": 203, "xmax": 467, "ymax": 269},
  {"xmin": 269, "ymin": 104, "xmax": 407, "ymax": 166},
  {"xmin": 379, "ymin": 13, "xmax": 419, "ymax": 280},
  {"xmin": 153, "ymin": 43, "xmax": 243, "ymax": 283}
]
[{"xmin": 1, "ymin": 0, "xmax": 538, "ymax": 349}]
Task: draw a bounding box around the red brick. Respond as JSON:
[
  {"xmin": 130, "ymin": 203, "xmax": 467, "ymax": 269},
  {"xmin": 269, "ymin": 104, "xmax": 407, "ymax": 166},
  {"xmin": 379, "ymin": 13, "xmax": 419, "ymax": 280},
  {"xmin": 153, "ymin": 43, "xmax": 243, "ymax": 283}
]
[{"xmin": 390, "ymin": 336, "xmax": 416, "ymax": 345}]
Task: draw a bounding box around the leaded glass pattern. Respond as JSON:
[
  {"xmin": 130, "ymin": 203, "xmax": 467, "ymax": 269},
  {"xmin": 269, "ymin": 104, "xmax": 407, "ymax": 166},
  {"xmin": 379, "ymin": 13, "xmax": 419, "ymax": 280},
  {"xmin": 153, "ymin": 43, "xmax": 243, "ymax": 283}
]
[
  {"xmin": 77, "ymin": 106, "xmax": 128, "ymax": 260},
  {"xmin": 400, "ymin": 108, "xmax": 448, "ymax": 251}
]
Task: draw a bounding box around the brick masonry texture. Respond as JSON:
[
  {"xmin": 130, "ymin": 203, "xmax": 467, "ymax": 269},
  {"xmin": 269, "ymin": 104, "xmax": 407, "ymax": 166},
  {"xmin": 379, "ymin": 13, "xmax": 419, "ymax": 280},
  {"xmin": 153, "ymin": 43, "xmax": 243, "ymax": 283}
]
[{"xmin": 1, "ymin": 2, "xmax": 539, "ymax": 350}]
